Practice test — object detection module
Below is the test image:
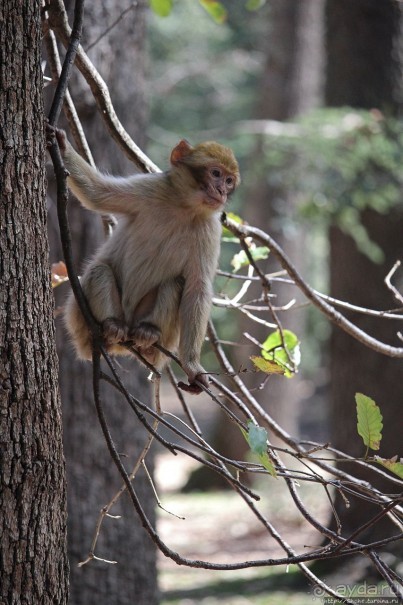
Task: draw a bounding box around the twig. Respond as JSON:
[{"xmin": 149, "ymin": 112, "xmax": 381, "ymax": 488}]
[
  {"xmin": 78, "ymin": 378, "xmax": 161, "ymax": 567},
  {"xmin": 222, "ymin": 214, "xmax": 403, "ymax": 358},
  {"xmin": 86, "ymin": 2, "xmax": 138, "ymax": 52},
  {"xmin": 43, "ymin": 24, "xmax": 115, "ymax": 235},
  {"xmin": 47, "ymin": 0, "xmax": 85, "ymax": 126},
  {"xmin": 331, "ymin": 497, "xmax": 402, "ymax": 555},
  {"xmin": 47, "ymin": 0, "xmax": 160, "ymax": 174},
  {"xmin": 385, "ymin": 260, "xmax": 403, "ymax": 305}
]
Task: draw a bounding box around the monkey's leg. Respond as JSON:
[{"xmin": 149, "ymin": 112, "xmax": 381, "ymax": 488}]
[
  {"xmin": 82, "ymin": 262, "xmax": 128, "ymax": 347},
  {"xmin": 129, "ymin": 278, "xmax": 184, "ymax": 365},
  {"xmin": 129, "ymin": 286, "xmax": 161, "ymax": 347}
]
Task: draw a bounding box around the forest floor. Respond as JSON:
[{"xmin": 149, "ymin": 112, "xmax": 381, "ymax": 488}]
[
  {"xmin": 156, "ymin": 463, "xmax": 325, "ymax": 605},
  {"xmin": 153, "ymin": 383, "xmax": 366, "ymax": 605}
]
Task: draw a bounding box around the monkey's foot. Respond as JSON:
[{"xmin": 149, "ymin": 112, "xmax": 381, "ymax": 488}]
[
  {"xmin": 102, "ymin": 318, "xmax": 129, "ymax": 345},
  {"xmin": 129, "ymin": 322, "xmax": 161, "ymax": 348},
  {"xmin": 178, "ymin": 369, "xmax": 210, "ymax": 395},
  {"xmin": 177, "ymin": 380, "xmax": 203, "ymax": 395}
]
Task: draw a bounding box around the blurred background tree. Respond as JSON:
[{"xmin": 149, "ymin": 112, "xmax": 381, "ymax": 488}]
[
  {"xmin": 233, "ymin": 0, "xmax": 325, "ymax": 439},
  {"xmin": 325, "ymin": 0, "xmax": 403, "ymax": 543},
  {"xmin": 148, "ymin": 1, "xmax": 402, "ymax": 516},
  {"xmin": 44, "ymin": 0, "xmax": 403, "ymax": 601}
]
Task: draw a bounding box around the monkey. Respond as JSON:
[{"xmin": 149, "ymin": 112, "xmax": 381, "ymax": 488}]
[{"xmin": 54, "ymin": 129, "xmax": 240, "ymax": 393}]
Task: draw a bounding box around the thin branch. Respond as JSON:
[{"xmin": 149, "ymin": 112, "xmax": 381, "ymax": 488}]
[
  {"xmin": 222, "ymin": 214, "xmax": 403, "ymax": 358},
  {"xmin": 78, "ymin": 378, "xmax": 161, "ymax": 567},
  {"xmin": 44, "ymin": 25, "xmax": 94, "ymax": 165},
  {"xmin": 331, "ymin": 498, "xmax": 402, "ymax": 555},
  {"xmin": 47, "ymin": 0, "xmax": 160, "ymax": 174},
  {"xmin": 86, "ymin": 2, "xmax": 138, "ymax": 52},
  {"xmin": 47, "ymin": 0, "xmax": 85, "ymax": 126},
  {"xmin": 43, "ymin": 25, "xmax": 115, "ymax": 236},
  {"xmin": 385, "ymin": 260, "xmax": 403, "ymax": 305}
]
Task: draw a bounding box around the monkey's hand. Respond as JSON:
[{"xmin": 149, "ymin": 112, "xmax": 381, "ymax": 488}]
[
  {"xmin": 54, "ymin": 128, "xmax": 67, "ymax": 154},
  {"xmin": 45, "ymin": 124, "xmax": 67, "ymax": 154}
]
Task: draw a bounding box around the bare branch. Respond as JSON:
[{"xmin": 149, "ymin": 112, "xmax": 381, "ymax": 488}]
[
  {"xmin": 222, "ymin": 213, "xmax": 403, "ymax": 358},
  {"xmin": 385, "ymin": 260, "xmax": 403, "ymax": 305},
  {"xmin": 47, "ymin": 0, "xmax": 159, "ymax": 174}
]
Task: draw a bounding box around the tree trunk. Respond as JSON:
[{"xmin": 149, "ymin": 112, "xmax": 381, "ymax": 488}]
[
  {"xmin": 186, "ymin": 1, "xmax": 325, "ymax": 491},
  {"xmin": 243, "ymin": 0, "xmax": 324, "ymax": 437},
  {"xmin": 326, "ymin": 0, "xmax": 403, "ymax": 540},
  {"xmin": 0, "ymin": 2, "xmax": 69, "ymax": 603},
  {"xmin": 47, "ymin": 2, "xmax": 158, "ymax": 603},
  {"xmin": 230, "ymin": 0, "xmax": 324, "ymax": 445}
]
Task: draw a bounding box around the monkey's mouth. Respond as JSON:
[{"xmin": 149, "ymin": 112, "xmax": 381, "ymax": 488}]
[
  {"xmin": 203, "ymin": 189, "xmax": 227, "ymax": 208},
  {"xmin": 204, "ymin": 197, "xmax": 225, "ymax": 208}
]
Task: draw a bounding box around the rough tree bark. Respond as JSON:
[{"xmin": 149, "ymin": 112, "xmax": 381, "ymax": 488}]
[
  {"xmin": 326, "ymin": 0, "xmax": 403, "ymax": 540},
  {"xmin": 0, "ymin": 1, "xmax": 69, "ymax": 603},
  {"xmin": 46, "ymin": 2, "xmax": 158, "ymax": 603}
]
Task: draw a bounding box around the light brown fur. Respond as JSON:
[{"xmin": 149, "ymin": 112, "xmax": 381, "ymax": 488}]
[{"xmin": 58, "ymin": 133, "xmax": 240, "ymax": 391}]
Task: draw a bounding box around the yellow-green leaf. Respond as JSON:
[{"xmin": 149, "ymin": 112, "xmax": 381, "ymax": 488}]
[
  {"xmin": 199, "ymin": 0, "xmax": 227, "ymax": 23},
  {"xmin": 250, "ymin": 355, "xmax": 285, "ymax": 375},
  {"xmin": 258, "ymin": 451, "xmax": 277, "ymax": 477},
  {"xmin": 226, "ymin": 212, "xmax": 243, "ymax": 224},
  {"xmin": 245, "ymin": 0, "xmax": 266, "ymax": 10},
  {"xmin": 374, "ymin": 456, "xmax": 403, "ymax": 479},
  {"xmin": 261, "ymin": 329, "xmax": 300, "ymax": 378},
  {"xmin": 356, "ymin": 393, "xmax": 383, "ymax": 451},
  {"xmin": 222, "ymin": 212, "xmax": 244, "ymax": 239},
  {"xmin": 230, "ymin": 246, "xmax": 269, "ymax": 273},
  {"xmin": 150, "ymin": 0, "xmax": 172, "ymax": 17}
]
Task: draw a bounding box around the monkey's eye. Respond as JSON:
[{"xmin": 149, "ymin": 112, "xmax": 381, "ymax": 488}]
[
  {"xmin": 211, "ymin": 168, "xmax": 222, "ymax": 178},
  {"xmin": 226, "ymin": 176, "xmax": 234, "ymax": 187}
]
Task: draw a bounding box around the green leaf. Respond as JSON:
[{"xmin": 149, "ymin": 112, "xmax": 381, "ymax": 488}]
[
  {"xmin": 248, "ymin": 422, "xmax": 268, "ymax": 455},
  {"xmin": 258, "ymin": 451, "xmax": 277, "ymax": 477},
  {"xmin": 230, "ymin": 246, "xmax": 269, "ymax": 273},
  {"xmin": 356, "ymin": 393, "xmax": 383, "ymax": 451},
  {"xmin": 150, "ymin": 0, "xmax": 172, "ymax": 17},
  {"xmin": 374, "ymin": 456, "xmax": 403, "ymax": 479},
  {"xmin": 251, "ymin": 246, "xmax": 270, "ymax": 262},
  {"xmin": 222, "ymin": 212, "xmax": 244, "ymax": 238},
  {"xmin": 245, "ymin": 0, "xmax": 266, "ymax": 10},
  {"xmin": 261, "ymin": 329, "xmax": 301, "ymax": 378},
  {"xmin": 250, "ymin": 355, "xmax": 286, "ymax": 375},
  {"xmin": 227, "ymin": 212, "xmax": 243, "ymax": 224},
  {"xmin": 230, "ymin": 250, "xmax": 247, "ymax": 272},
  {"xmin": 199, "ymin": 0, "xmax": 227, "ymax": 23},
  {"xmin": 240, "ymin": 422, "xmax": 277, "ymax": 478}
]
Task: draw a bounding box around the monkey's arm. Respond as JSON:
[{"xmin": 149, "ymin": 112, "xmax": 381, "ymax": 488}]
[
  {"xmin": 178, "ymin": 271, "xmax": 213, "ymax": 389},
  {"xmin": 178, "ymin": 222, "xmax": 222, "ymax": 389},
  {"xmin": 57, "ymin": 131, "xmax": 163, "ymax": 215}
]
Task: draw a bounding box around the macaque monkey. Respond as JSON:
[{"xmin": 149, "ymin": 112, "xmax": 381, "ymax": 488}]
[{"xmin": 55, "ymin": 129, "xmax": 240, "ymax": 392}]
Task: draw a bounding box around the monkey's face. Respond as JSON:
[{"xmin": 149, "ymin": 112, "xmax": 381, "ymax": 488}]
[
  {"xmin": 170, "ymin": 139, "xmax": 240, "ymax": 212},
  {"xmin": 200, "ymin": 164, "xmax": 237, "ymax": 209}
]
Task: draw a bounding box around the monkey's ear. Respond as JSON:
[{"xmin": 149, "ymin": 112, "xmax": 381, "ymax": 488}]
[{"xmin": 170, "ymin": 139, "xmax": 193, "ymax": 166}]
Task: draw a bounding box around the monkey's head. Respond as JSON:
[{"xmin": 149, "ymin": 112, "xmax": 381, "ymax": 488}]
[{"xmin": 170, "ymin": 139, "xmax": 240, "ymax": 211}]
